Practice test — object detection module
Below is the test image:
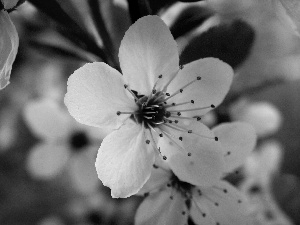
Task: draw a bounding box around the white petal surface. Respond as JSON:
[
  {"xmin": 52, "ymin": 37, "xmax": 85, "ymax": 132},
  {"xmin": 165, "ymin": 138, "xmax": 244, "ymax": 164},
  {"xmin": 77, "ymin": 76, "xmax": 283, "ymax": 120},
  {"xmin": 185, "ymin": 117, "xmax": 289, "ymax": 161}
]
[
  {"xmin": 0, "ymin": 11, "xmax": 19, "ymax": 89},
  {"xmin": 23, "ymin": 99, "xmax": 72, "ymax": 141},
  {"xmin": 95, "ymin": 122, "xmax": 155, "ymax": 198},
  {"xmin": 137, "ymin": 164, "xmax": 171, "ymax": 196},
  {"xmin": 69, "ymin": 146, "xmax": 99, "ymax": 195},
  {"xmin": 167, "ymin": 58, "xmax": 233, "ymax": 116},
  {"xmin": 26, "ymin": 143, "xmax": 70, "ymax": 179},
  {"xmin": 192, "ymin": 181, "xmax": 251, "ymax": 225},
  {"xmin": 119, "ymin": 16, "xmax": 179, "ymax": 95},
  {"xmin": 213, "ymin": 122, "xmax": 256, "ymax": 173},
  {"xmin": 65, "ymin": 62, "xmax": 137, "ymax": 130},
  {"xmin": 158, "ymin": 122, "xmax": 225, "ymax": 186},
  {"xmin": 2, "ymin": 0, "xmax": 19, "ymax": 9},
  {"xmin": 135, "ymin": 190, "xmax": 188, "ymax": 225}
]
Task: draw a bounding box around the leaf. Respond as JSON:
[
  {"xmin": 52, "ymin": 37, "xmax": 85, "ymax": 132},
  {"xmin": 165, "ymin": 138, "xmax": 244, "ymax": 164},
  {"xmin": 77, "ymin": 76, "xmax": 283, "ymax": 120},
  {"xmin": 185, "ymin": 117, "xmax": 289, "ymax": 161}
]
[
  {"xmin": 170, "ymin": 5, "xmax": 213, "ymax": 39},
  {"xmin": 28, "ymin": 41, "xmax": 91, "ymax": 62},
  {"xmin": 180, "ymin": 19, "xmax": 255, "ymax": 69}
]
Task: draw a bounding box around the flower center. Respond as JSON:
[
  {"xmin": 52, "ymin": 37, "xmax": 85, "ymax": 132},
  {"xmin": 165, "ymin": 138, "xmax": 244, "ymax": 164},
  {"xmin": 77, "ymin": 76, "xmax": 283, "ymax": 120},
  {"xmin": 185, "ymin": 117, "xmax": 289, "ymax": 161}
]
[
  {"xmin": 69, "ymin": 131, "xmax": 89, "ymax": 151},
  {"xmin": 133, "ymin": 92, "xmax": 169, "ymax": 129},
  {"xmin": 169, "ymin": 173, "xmax": 195, "ymax": 198}
]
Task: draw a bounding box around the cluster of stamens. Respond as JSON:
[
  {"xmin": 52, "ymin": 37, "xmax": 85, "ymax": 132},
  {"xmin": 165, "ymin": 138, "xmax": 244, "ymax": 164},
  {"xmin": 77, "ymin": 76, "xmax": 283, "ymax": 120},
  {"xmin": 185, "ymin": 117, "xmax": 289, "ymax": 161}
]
[{"xmin": 116, "ymin": 66, "xmax": 218, "ymax": 160}]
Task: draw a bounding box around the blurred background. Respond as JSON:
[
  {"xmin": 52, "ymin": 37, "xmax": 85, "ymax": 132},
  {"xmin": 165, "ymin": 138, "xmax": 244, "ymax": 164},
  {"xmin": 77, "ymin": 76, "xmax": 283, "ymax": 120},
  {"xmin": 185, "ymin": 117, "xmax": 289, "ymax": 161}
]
[{"xmin": 0, "ymin": 0, "xmax": 300, "ymax": 224}]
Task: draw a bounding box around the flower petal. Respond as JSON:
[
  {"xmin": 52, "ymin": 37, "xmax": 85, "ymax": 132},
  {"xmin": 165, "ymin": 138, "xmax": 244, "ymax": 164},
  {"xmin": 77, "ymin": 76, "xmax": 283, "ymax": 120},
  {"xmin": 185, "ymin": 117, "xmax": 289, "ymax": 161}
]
[
  {"xmin": 95, "ymin": 121, "xmax": 155, "ymax": 198},
  {"xmin": 2, "ymin": 0, "xmax": 19, "ymax": 10},
  {"xmin": 192, "ymin": 181, "xmax": 251, "ymax": 225},
  {"xmin": 167, "ymin": 58, "xmax": 233, "ymax": 116},
  {"xmin": 119, "ymin": 15, "xmax": 179, "ymax": 95},
  {"xmin": 213, "ymin": 122, "xmax": 257, "ymax": 173},
  {"xmin": 26, "ymin": 143, "xmax": 70, "ymax": 179},
  {"xmin": 68, "ymin": 146, "xmax": 99, "ymax": 195},
  {"xmin": 137, "ymin": 162, "xmax": 171, "ymax": 196},
  {"xmin": 0, "ymin": 11, "xmax": 19, "ymax": 89},
  {"xmin": 158, "ymin": 122, "xmax": 225, "ymax": 186},
  {"xmin": 23, "ymin": 99, "xmax": 72, "ymax": 141},
  {"xmin": 135, "ymin": 190, "xmax": 188, "ymax": 225},
  {"xmin": 65, "ymin": 62, "xmax": 137, "ymax": 130}
]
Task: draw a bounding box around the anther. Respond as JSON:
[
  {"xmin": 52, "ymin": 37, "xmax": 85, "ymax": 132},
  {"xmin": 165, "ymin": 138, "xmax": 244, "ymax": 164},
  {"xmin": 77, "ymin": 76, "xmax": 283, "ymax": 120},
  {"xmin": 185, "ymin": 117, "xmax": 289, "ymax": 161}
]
[
  {"xmin": 188, "ymin": 152, "xmax": 191, "ymax": 156},
  {"xmin": 116, "ymin": 111, "xmax": 121, "ymax": 116},
  {"xmin": 179, "ymin": 137, "xmax": 183, "ymax": 141},
  {"xmin": 144, "ymin": 192, "xmax": 149, "ymax": 197},
  {"xmin": 124, "ymin": 84, "xmax": 128, "ymax": 89},
  {"xmin": 158, "ymin": 74, "xmax": 163, "ymax": 78},
  {"xmin": 153, "ymin": 164, "xmax": 159, "ymax": 169},
  {"xmin": 166, "ymin": 93, "xmax": 170, "ymax": 96},
  {"xmin": 197, "ymin": 76, "xmax": 201, "ymax": 80},
  {"xmin": 211, "ymin": 104, "xmax": 215, "ymax": 108},
  {"xmin": 152, "ymin": 89, "xmax": 156, "ymax": 94},
  {"xmin": 172, "ymin": 103, "xmax": 176, "ymax": 106},
  {"xmin": 215, "ymin": 137, "xmax": 218, "ymax": 141},
  {"xmin": 180, "ymin": 89, "xmax": 183, "ymax": 93},
  {"xmin": 174, "ymin": 120, "xmax": 178, "ymax": 124},
  {"xmin": 179, "ymin": 65, "xmax": 184, "ymax": 70},
  {"xmin": 191, "ymin": 100, "xmax": 194, "ymax": 104},
  {"xmin": 146, "ymin": 140, "xmax": 150, "ymax": 144},
  {"xmin": 165, "ymin": 111, "xmax": 171, "ymax": 118},
  {"xmin": 197, "ymin": 117, "xmax": 201, "ymax": 121},
  {"xmin": 188, "ymin": 130, "xmax": 192, "ymax": 133},
  {"xmin": 159, "ymin": 133, "xmax": 163, "ymax": 137},
  {"xmin": 163, "ymin": 156, "xmax": 167, "ymax": 160},
  {"xmin": 177, "ymin": 112, "xmax": 181, "ymax": 116}
]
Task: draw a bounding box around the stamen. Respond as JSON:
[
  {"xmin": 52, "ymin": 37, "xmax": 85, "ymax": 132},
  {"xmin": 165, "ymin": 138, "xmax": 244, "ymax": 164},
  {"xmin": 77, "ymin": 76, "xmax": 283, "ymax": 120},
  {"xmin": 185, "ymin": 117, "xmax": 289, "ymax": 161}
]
[
  {"xmin": 169, "ymin": 115, "xmax": 201, "ymax": 121},
  {"xmin": 168, "ymin": 104, "xmax": 215, "ymax": 113},
  {"xmin": 124, "ymin": 84, "xmax": 140, "ymax": 102},
  {"xmin": 147, "ymin": 125, "xmax": 167, "ymax": 159},
  {"xmin": 164, "ymin": 77, "xmax": 201, "ymax": 101},
  {"xmin": 161, "ymin": 68, "xmax": 182, "ymax": 92},
  {"xmin": 159, "ymin": 126, "xmax": 192, "ymax": 156},
  {"xmin": 165, "ymin": 101, "xmax": 193, "ymax": 109},
  {"xmin": 162, "ymin": 123, "xmax": 218, "ymax": 141},
  {"xmin": 146, "ymin": 75, "xmax": 164, "ymax": 104},
  {"xmin": 116, "ymin": 111, "xmax": 140, "ymax": 116},
  {"xmin": 191, "ymin": 197, "xmax": 208, "ymax": 219}
]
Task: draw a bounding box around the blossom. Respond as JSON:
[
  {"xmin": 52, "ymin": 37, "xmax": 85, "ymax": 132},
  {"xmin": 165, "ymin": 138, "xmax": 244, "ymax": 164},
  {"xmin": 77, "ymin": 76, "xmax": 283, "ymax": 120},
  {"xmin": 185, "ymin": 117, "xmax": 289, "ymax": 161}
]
[
  {"xmin": 240, "ymin": 140, "xmax": 294, "ymax": 225},
  {"xmin": 135, "ymin": 122, "xmax": 256, "ymax": 225},
  {"xmin": 0, "ymin": 7, "xmax": 19, "ymax": 89},
  {"xmin": 23, "ymin": 98, "xmax": 102, "ymax": 194},
  {"xmin": 65, "ymin": 15, "xmax": 233, "ymax": 198},
  {"xmin": 230, "ymin": 99, "xmax": 282, "ymax": 138}
]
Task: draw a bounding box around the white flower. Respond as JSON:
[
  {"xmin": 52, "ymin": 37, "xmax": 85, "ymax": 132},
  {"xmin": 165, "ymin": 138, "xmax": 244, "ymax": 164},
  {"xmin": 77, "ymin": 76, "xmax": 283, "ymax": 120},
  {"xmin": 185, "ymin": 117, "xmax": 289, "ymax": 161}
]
[
  {"xmin": 0, "ymin": 9, "xmax": 18, "ymax": 89},
  {"xmin": 230, "ymin": 100, "xmax": 282, "ymax": 138},
  {"xmin": 65, "ymin": 15, "xmax": 233, "ymax": 198},
  {"xmin": 240, "ymin": 140, "xmax": 294, "ymax": 225},
  {"xmin": 135, "ymin": 122, "xmax": 256, "ymax": 225},
  {"xmin": 23, "ymin": 98, "xmax": 101, "ymax": 194}
]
